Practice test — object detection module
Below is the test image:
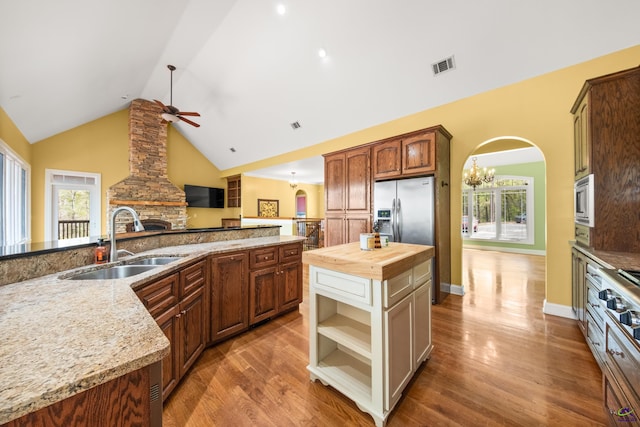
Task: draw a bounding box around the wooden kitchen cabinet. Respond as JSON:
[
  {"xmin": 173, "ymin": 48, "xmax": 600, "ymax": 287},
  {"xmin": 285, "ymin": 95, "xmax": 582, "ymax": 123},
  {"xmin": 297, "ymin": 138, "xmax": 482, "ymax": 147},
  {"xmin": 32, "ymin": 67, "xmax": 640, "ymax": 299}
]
[
  {"xmin": 226, "ymin": 175, "xmax": 241, "ymax": 208},
  {"xmin": 154, "ymin": 303, "xmax": 180, "ymax": 399},
  {"xmin": 402, "ymin": 131, "xmax": 436, "ymax": 175},
  {"xmin": 571, "ymin": 248, "xmax": 586, "ymax": 335},
  {"xmin": 3, "ymin": 363, "xmax": 162, "ymax": 427},
  {"xmin": 178, "ymin": 261, "xmax": 207, "ymax": 376},
  {"xmin": 136, "ymin": 272, "xmax": 180, "ymax": 400},
  {"xmin": 323, "ymin": 146, "xmax": 372, "ymax": 246},
  {"xmin": 571, "ymin": 65, "xmax": 640, "ymax": 253},
  {"xmin": 371, "ymin": 127, "xmax": 448, "ymax": 180},
  {"xmin": 249, "ymin": 243, "xmax": 303, "ymax": 324},
  {"xmin": 603, "ymin": 315, "xmax": 640, "ymax": 426},
  {"xmin": 371, "ymin": 140, "xmax": 401, "ymax": 179},
  {"xmin": 277, "ymin": 243, "xmax": 303, "ymax": 312},
  {"xmin": 573, "ymin": 94, "xmax": 590, "ymax": 179},
  {"xmin": 210, "ymin": 251, "xmax": 249, "ymax": 342},
  {"xmin": 135, "ymin": 259, "xmax": 207, "ymax": 401}
]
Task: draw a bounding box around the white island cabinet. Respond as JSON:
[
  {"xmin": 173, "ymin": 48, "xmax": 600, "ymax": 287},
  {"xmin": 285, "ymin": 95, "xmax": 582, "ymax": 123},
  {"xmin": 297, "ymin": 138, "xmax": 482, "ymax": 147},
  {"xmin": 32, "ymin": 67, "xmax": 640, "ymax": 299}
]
[{"xmin": 303, "ymin": 242, "xmax": 434, "ymax": 427}]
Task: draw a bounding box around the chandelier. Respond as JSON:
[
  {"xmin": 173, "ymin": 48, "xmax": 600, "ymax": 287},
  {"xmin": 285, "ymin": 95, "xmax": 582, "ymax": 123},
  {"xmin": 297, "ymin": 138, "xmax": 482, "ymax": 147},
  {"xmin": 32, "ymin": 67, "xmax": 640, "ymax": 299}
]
[
  {"xmin": 289, "ymin": 171, "xmax": 298, "ymax": 189},
  {"xmin": 463, "ymin": 157, "xmax": 495, "ymax": 190}
]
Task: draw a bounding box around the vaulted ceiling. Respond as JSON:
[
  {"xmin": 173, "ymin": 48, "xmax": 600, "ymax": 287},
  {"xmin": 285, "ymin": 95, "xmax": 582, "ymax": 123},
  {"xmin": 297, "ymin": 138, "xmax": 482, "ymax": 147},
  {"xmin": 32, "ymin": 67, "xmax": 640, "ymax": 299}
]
[{"xmin": 1, "ymin": 0, "xmax": 639, "ymax": 184}]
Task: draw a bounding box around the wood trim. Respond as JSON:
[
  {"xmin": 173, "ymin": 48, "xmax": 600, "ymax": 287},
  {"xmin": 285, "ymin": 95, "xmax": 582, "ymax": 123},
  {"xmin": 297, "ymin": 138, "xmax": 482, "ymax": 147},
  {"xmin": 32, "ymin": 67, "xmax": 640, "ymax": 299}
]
[{"xmin": 110, "ymin": 200, "xmax": 188, "ymax": 207}]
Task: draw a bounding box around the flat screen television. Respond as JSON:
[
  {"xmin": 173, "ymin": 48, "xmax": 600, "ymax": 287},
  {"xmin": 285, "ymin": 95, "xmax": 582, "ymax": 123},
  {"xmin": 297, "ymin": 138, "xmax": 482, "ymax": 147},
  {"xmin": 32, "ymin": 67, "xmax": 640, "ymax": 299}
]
[{"xmin": 184, "ymin": 184, "xmax": 225, "ymax": 208}]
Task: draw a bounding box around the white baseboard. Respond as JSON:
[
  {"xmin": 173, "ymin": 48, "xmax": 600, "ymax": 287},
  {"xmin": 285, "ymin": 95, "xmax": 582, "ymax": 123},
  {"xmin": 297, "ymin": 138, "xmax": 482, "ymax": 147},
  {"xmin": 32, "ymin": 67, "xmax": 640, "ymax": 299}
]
[
  {"xmin": 463, "ymin": 244, "xmax": 546, "ymax": 256},
  {"xmin": 442, "ymin": 282, "xmax": 465, "ymax": 296},
  {"xmin": 543, "ymin": 300, "xmax": 576, "ymax": 319}
]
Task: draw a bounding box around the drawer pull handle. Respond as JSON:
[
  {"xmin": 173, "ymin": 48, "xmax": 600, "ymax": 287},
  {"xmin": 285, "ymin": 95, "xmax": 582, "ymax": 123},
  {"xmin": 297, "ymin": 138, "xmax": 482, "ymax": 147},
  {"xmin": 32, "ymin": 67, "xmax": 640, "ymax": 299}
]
[{"xmin": 607, "ymin": 349, "xmax": 624, "ymax": 357}]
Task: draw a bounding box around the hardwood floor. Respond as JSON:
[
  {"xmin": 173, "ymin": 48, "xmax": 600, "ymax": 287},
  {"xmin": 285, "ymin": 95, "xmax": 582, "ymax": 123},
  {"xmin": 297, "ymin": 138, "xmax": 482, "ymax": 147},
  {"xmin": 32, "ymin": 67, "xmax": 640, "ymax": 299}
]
[{"xmin": 162, "ymin": 249, "xmax": 605, "ymax": 426}]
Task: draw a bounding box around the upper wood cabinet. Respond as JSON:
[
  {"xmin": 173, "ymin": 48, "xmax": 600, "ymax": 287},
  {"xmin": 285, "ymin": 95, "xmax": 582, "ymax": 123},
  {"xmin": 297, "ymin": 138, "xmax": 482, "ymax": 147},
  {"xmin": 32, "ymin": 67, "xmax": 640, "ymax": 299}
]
[
  {"xmin": 372, "ymin": 127, "xmax": 450, "ymax": 180},
  {"xmin": 402, "ymin": 132, "xmax": 436, "ymax": 175},
  {"xmin": 324, "ymin": 146, "xmax": 371, "ymax": 214},
  {"xmin": 573, "ymin": 94, "xmax": 590, "ymax": 179},
  {"xmin": 571, "ymin": 65, "xmax": 640, "ymax": 252},
  {"xmin": 226, "ymin": 175, "xmax": 241, "ymax": 208},
  {"xmin": 324, "ymin": 146, "xmax": 372, "ymax": 246},
  {"xmin": 372, "ymin": 140, "xmax": 401, "ymax": 179}
]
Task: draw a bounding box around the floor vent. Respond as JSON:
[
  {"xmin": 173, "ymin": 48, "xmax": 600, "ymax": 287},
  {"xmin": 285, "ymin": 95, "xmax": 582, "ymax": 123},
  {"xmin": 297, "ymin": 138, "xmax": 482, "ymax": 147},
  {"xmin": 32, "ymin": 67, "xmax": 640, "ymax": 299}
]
[{"xmin": 432, "ymin": 56, "xmax": 456, "ymax": 76}]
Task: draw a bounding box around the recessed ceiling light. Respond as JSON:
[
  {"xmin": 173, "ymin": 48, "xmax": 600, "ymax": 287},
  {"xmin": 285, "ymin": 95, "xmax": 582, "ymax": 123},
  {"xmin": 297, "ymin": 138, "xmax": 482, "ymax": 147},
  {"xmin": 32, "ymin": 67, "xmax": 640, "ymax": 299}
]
[
  {"xmin": 276, "ymin": 4, "xmax": 286, "ymax": 15},
  {"xmin": 318, "ymin": 48, "xmax": 327, "ymax": 58}
]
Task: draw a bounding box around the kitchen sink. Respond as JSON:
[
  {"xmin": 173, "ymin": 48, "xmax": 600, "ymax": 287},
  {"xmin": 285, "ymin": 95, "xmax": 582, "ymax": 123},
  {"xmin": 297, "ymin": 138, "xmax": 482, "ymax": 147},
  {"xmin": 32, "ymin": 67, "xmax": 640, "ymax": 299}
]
[
  {"xmin": 64, "ymin": 265, "xmax": 159, "ymax": 280},
  {"xmin": 126, "ymin": 256, "xmax": 183, "ymax": 266}
]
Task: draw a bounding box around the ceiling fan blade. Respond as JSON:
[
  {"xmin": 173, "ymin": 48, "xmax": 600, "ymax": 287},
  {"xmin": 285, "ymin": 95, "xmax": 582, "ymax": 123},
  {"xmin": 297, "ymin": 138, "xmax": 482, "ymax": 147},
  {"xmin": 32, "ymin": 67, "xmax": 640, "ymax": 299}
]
[
  {"xmin": 178, "ymin": 116, "xmax": 200, "ymax": 127},
  {"xmin": 177, "ymin": 111, "xmax": 201, "ymax": 117}
]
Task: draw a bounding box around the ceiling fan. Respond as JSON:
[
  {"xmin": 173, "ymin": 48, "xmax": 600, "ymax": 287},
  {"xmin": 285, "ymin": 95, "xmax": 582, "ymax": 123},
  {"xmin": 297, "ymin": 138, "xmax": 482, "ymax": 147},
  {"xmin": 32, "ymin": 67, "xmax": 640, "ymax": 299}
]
[{"xmin": 154, "ymin": 64, "xmax": 201, "ymax": 128}]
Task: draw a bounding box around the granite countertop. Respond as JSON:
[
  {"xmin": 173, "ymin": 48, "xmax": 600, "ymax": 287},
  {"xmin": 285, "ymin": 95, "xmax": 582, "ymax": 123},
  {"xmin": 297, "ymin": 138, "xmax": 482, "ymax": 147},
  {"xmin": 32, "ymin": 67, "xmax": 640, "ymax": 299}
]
[
  {"xmin": 302, "ymin": 242, "xmax": 434, "ymax": 281},
  {"xmin": 571, "ymin": 242, "xmax": 640, "ymax": 271},
  {"xmin": 0, "ymin": 235, "xmax": 305, "ymax": 424}
]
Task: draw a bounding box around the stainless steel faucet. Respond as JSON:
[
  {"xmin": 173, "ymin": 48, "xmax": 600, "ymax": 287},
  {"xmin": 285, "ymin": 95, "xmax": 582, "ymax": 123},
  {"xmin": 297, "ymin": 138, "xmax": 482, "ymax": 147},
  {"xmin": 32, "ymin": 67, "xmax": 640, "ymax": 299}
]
[{"xmin": 110, "ymin": 206, "xmax": 145, "ymax": 262}]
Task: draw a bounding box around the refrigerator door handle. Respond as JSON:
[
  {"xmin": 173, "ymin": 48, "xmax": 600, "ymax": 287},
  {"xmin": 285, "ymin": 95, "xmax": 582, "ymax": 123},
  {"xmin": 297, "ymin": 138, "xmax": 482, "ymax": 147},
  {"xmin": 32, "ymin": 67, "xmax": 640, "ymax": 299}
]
[
  {"xmin": 396, "ymin": 198, "xmax": 402, "ymax": 242},
  {"xmin": 391, "ymin": 198, "xmax": 396, "ymax": 240}
]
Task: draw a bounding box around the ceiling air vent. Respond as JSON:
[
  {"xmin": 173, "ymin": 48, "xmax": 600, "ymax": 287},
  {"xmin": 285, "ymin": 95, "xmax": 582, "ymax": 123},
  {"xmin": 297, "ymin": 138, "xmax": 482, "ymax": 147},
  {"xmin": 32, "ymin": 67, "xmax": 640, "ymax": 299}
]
[
  {"xmin": 432, "ymin": 56, "xmax": 456, "ymax": 76},
  {"xmin": 290, "ymin": 121, "xmax": 301, "ymax": 130}
]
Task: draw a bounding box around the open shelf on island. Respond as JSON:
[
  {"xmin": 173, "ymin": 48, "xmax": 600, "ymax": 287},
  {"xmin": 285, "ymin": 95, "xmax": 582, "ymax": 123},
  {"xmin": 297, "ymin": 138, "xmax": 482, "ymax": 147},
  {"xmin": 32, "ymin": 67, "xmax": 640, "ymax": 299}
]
[
  {"xmin": 317, "ymin": 348, "xmax": 372, "ymax": 399},
  {"xmin": 318, "ymin": 314, "xmax": 372, "ymax": 359}
]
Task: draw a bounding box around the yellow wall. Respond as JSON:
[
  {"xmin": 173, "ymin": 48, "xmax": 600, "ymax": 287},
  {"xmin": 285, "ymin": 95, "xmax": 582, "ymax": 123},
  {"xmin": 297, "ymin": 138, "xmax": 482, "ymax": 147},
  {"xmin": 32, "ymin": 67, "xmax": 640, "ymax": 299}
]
[
  {"xmin": 0, "ymin": 108, "xmax": 31, "ymax": 163},
  {"xmin": 222, "ymin": 45, "xmax": 640, "ymax": 307},
  {"xmin": 242, "ymin": 175, "xmax": 324, "ymax": 218}
]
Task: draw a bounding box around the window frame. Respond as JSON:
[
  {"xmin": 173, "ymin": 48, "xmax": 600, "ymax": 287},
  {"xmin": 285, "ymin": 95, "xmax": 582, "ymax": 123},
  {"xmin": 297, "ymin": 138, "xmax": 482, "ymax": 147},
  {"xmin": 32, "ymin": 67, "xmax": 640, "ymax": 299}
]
[
  {"xmin": 462, "ymin": 174, "xmax": 534, "ymax": 244},
  {"xmin": 44, "ymin": 169, "xmax": 102, "ymax": 242},
  {"xmin": 0, "ymin": 139, "xmax": 31, "ymax": 246}
]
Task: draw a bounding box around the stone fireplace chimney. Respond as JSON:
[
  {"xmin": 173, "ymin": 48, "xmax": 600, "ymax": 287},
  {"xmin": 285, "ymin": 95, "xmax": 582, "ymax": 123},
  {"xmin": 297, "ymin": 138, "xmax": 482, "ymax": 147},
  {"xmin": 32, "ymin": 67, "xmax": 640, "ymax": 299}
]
[{"xmin": 107, "ymin": 99, "xmax": 187, "ymax": 233}]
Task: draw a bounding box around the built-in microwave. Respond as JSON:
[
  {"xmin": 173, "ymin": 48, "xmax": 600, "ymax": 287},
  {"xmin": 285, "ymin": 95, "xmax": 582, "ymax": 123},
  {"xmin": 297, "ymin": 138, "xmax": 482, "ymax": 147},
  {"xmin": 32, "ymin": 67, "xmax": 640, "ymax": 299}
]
[{"xmin": 574, "ymin": 174, "xmax": 594, "ymax": 227}]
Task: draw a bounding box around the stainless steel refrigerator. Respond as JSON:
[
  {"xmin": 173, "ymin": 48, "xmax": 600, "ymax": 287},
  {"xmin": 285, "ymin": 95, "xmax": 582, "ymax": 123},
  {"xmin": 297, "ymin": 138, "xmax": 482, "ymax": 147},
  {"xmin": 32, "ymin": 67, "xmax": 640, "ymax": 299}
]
[
  {"xmin": 374, "ymin": 176, "xmax": 434, "ymax": 245},
  {"xmin": 374, "ymin": 176, "xmax": 435, "ymax": 301}
]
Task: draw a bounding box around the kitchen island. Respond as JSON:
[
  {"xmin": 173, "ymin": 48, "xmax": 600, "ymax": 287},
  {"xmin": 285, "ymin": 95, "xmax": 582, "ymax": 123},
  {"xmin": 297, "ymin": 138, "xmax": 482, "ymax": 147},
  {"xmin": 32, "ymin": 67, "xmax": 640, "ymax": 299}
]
[
  {"xmin": 303, "ymin": 242, "xmax": 434, "ymax": 427},
  {"xmin": 0, "ymin": 235, "xmax": 304, "ymax": 426}
]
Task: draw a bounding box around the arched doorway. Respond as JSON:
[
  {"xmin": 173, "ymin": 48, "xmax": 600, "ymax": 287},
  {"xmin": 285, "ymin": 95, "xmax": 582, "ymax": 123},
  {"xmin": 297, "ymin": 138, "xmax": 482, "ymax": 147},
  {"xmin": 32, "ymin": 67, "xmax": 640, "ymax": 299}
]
[
  {"xmin": 459, "ymin": 137, "xmax": 547, "ymax": 305},
  {"xmin": 295, "ymin": 190, "xmax": 307, "ymax": 218}
]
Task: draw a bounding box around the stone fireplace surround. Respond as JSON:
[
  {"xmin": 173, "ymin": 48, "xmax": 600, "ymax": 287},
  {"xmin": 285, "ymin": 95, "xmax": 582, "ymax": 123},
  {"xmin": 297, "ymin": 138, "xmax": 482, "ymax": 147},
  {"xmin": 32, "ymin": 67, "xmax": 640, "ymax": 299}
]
[{"xmin": 107, "ymin": 99, "xmax": 187, "ymax": 234}]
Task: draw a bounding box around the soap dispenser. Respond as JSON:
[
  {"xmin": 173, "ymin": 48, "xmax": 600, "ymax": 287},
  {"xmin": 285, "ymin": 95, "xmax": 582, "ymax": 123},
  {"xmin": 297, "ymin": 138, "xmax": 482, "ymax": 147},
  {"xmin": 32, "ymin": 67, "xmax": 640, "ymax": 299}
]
[{"xmin": 95, "ymin": 238, "xmax": 108, "ymax": 264}]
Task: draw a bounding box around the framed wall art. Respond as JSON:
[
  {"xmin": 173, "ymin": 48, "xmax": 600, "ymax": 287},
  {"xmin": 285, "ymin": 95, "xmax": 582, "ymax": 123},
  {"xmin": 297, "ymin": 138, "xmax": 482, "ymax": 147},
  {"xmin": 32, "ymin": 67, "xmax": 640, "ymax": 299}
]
[{"xmin": 258, "ymin": 199, "xmax": 279, "ymax": 217}]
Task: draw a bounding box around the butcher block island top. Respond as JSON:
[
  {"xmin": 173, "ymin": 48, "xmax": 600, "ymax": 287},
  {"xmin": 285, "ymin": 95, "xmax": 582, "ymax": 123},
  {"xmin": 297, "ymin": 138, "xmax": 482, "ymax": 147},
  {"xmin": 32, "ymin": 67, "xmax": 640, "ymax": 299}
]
[{"xmin": 302, "ymin": 242, "xmax": 434, "ymax": 281}]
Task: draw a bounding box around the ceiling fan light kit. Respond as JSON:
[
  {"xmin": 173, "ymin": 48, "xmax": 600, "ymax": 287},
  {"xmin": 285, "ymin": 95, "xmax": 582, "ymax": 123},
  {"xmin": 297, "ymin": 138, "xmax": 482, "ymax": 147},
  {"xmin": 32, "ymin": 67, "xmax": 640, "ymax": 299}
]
[{"xmin": 154, "ymin": 64, "xmax": 201, "ymax": 128}]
